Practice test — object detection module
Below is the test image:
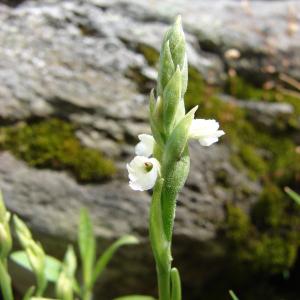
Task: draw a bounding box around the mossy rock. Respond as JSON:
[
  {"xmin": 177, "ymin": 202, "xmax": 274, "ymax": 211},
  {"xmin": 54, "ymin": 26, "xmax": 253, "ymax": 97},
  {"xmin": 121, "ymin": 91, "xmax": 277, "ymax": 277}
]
[
  {"xmin": 224, "ymin": 201, "xmax": 300, "ymax": 275},
  {"xmin": 137, "ymin": 43, "xmax": 159, "ymax": 67},
  {"xmin": 181, "ymin": 67, "xmax": 300, "ymax": 275},
  {"xmin": 0, "ymin": 119, "xmax": 116, "ymax": 182},
  {"xmin": 226, "ymin": 75, "xmax": 300, "ymax": 127}
]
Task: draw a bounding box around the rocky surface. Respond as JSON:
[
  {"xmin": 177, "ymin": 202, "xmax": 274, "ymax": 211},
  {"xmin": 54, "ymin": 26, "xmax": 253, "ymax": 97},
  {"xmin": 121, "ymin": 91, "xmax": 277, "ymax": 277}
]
[{"xmin": 0, "ymin": 0, "xmax": 299, "ymax": 299}]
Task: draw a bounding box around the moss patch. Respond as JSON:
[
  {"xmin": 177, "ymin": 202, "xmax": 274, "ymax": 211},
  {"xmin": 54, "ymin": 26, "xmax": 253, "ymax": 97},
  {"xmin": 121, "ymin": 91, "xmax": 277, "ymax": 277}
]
[
  {"xmin": 0, "ymin": 119, "xmax": 116, "ymax": 182},
  {"xmin": 137, "ymin": 44, "xmax": 159, "ymax": 67},
  {"xmin": 226, "ymin": 75, "xmax": 300, "ymax": 127},
  {"xmin": 224, "ymin": 193, "xmax": 300, "ymax": 274}
]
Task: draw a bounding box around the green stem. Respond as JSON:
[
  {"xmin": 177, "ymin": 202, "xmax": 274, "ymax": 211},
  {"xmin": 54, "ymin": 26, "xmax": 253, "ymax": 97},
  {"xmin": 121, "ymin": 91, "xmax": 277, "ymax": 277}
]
[
  {"xmin": 149, "ymin": 179, "xmax": 173, "ymax": 300},
  {"xmin": 170, "ymin": 268, "xmax": 181, "ymax": 300},
  {"xmin": 34, "ymin": 274, "xmax": 47, "ymax": 297},
  {"xmin": 0, "ymin": 260, "xmax": 14, "ymax": 300},
  {"xmin": 82, "ymin": 289, "xmax": 92, "ymax": 300},
  {"xmin": 157, "ymin": 265, "xmax": 171, "ymax": 300}
]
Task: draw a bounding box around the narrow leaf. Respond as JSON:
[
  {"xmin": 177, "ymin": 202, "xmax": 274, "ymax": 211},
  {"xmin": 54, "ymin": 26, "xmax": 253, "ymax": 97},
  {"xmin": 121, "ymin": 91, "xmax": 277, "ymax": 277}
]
[
  {"xmin": 161, "ymin": 147, "xmax": 190, "ymax": 242},
  {"xmin": 91, "ymin": 235, "xmax": 139, "ymax": 286},
  {"xmin": 158, "ymin": 40, "xmax": 175, "ymax": 95},
  {"xmin": 163, "ymin": 67, "xmax": 182, "ymax": 135},
  {"xmin": 78, "ymin": 208, "xmax": 96, "ymax": 285},
  {"xmin": 149, "ymin": 178, "xmax": 170, "ymax": 269},
  {"xmin": 163, "ymin": 106, "xmax": 197, "ymax": 169},
  {"xmin": 0, "ymin": 260, "xmax": 14, "ymax": 300},
  {"xmin": 23, "ymin": 286, "xmax": 35, "ymax": 300},
  {"xmin": 113, "ymin": 296, "xmax": 156, "ymax": 300},
  {"xmin": 229, "ymin": 290, "xmax": 239, "ymax": 300},
  {"xmin": 171, "ymin": 268, "xmax": 181, "ymax": 300},
  {"xmin": 285, "ymin": 187, "xmax": 300, "ymax": 205},
  {"xmin": 11, "ymin": 251, "xmax": 62, "ymax": 282}
]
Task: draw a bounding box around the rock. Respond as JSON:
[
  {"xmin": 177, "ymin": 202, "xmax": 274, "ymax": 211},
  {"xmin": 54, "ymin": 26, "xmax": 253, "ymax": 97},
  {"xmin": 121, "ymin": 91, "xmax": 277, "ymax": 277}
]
[{"xmin": 220, "ymin": 94, "xmax": 295, "ymax": 129}]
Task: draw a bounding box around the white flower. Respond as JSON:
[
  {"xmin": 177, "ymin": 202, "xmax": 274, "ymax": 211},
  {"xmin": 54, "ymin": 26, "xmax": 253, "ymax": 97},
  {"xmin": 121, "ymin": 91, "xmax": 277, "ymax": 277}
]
[
  {"xmin": 135, "ymin": 134, "xmax": 155, "ymax": 157},
  {"xmin": 127, "ymin": 156, "xmax": 160, "ymax": 191},
  {"xmin": 189, "ymin": 119, "xmax": 225, "ymax": 146}
]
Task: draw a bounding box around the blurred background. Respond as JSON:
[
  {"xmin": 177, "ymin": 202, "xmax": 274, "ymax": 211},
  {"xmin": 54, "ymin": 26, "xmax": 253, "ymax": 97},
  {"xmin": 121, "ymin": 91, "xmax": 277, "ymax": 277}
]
[{"xmin": 0, "ymin": 0, "xmax": 299, "ymax": 299}]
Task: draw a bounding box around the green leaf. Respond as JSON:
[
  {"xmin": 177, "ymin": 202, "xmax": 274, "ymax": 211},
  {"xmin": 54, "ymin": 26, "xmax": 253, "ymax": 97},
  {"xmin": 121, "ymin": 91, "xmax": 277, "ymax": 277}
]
[
  {"xmin": 229, "ymin": 290, "xmax": 239, "ymax": 300},
  {"xmin": 23, "ymin": 286, "xmax": 35, "ymax": 300},
  {"xmin": 158, "ymin": 40, "xmax": 175, "ymax": 95},
  {"xmin": 180, "ymin": 55, "xmax": 188, "ymax": 96},
  {"xmin": 113, "ymin": 296, "xmax": 156, "ymax": 300},
  {"xmin": 161, "ymin": 147, "xmax": 190, "ymax": 242},
  {"xmin": 162, "ymin": 106, "xmax": 197, "ymax": 177},
  {"xmin": 78, "ymin": 208, "xmax": 96, "ymax": 286},
  {"xmin": 163, "ymin": 67, "xmax": 182, "ymax": 135},
  {"xmin": 164, "ymin": 16, "xmax": 185, "ymax": 67},
  {"xmin": 64, "ymin": 245, "xmax": 77, "ymax": 277},
  {"xmin": 160, "ymin": 107, "xmax": 198, "ymax": 242},
  {"xmin": 30, "ymin": 298, "xmax": 58, "ymax": 300},
  {"xmin": 149, "ymin": 91, "xmax": 164, "ymax": 146},
  {"xmin": 91, "ymin": 235, "xmax": 139, "ymax": 287},
  {"xmin": 0, "ymin": 189, "xmax": 7, "ymax": 222},
  {"xmin": 171, "ymin": 268, "xmax": 181, "ymax": 300},
  {"xmin": 149, "ymin": 178, "xmax": 170, "ymax": 270},
  {"xmin": 285, "ymin": 187, "xmax": 300, "ymax": 205},
  {"xmin": 10, "ymin": 251, "xmax": 62, "ymax": 282}
]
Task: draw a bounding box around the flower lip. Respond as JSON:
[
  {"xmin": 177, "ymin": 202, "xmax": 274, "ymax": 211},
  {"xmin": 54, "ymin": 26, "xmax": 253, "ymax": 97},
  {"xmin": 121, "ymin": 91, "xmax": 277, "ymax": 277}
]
[
  {"xmin": 135, "ymin": 134, "xmax": 155, "ymax": 157},
  {"xmin": 127, "ymin": 156, "xmax": 160, "ymax": 191},
  {"xmin": 144, "ymin": 162, "xmax": 153, "ymax": 172},
  {"xmin": 189, "ymin": 119, "xmax": 225, "ymax": 147}
]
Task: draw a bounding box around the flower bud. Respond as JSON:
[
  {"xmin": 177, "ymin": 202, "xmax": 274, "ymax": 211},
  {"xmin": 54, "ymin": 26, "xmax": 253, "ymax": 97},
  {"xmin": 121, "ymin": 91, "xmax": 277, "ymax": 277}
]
[{"xmin": 158, "ymin": 15, "xmax": 187, "ymax": 96}]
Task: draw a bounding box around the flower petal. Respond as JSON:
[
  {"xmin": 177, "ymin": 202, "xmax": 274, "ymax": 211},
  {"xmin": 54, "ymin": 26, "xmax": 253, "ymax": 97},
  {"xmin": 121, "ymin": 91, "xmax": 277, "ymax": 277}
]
[
  {"xmin": 189, "ymin": 119, "xmax": 225, "ymax": 146},
  {"xmin": 135, "ymin": 134, "xmax": 155, "ymax": 157},
  {"xmin": 127, "ymin": 156, "xmax": 160, "ymax": 191}
]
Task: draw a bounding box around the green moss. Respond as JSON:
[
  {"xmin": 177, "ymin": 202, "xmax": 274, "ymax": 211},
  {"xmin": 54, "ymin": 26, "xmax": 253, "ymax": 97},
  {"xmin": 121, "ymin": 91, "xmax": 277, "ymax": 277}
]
[
  {"xmin": 185, "ymin": 66, "xmax": 207, "ymax": 111},
  {"xmin": 226, "ymin": 76, "xmax": 274, "ymax": 101},
  {"xmin": 226, "ymin": 75, "xmax": 300, "ymax": 128},
  {"xmin": 0, "ymin": 119, "xmax": 116, "ymax": 182},
  {"xmin": 239, "ymin": 145, "xmax": 268, "ymax": 179},
  {"xmin": 252, "ymin": 185, "xmax": 285, "ymax": 229},
  {"xmin": 137, "ymin": 44, "xmax": 159, "ymax": 67},
  {"xmin": 224, "ymin": 201, "xmax": 300, "ymax": 274},
  {"xmin": 225, "ymin": 204, "xmax": 251, "ymax": 243},
  {"xmin": 249, "ymin": 234, "xmax": 298, "ymax": 274}
]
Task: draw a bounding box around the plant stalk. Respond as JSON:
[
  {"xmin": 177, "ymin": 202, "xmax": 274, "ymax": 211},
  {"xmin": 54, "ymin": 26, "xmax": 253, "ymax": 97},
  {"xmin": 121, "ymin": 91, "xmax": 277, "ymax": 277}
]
[
  {"xmin": 0, "ymin": 259, "xmax": 14, "ymax": 300},
  {"xmin": 157, "ymin": 264, "xmax": 171, "ymax": 300}
]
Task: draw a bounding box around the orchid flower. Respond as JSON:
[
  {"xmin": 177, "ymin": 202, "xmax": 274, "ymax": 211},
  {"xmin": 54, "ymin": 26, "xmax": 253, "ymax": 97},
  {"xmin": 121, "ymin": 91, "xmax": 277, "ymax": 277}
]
[
  {"xmin": 189, "ymin": 119, "xmax": 225, "ymax": 146},
  {"xmin": 127, "ymin": 156, "xmax": 160, "ymax": 191},
  {"xmin": 135, "ymin": 134, "xmax": 155, "ymax": 157}
]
